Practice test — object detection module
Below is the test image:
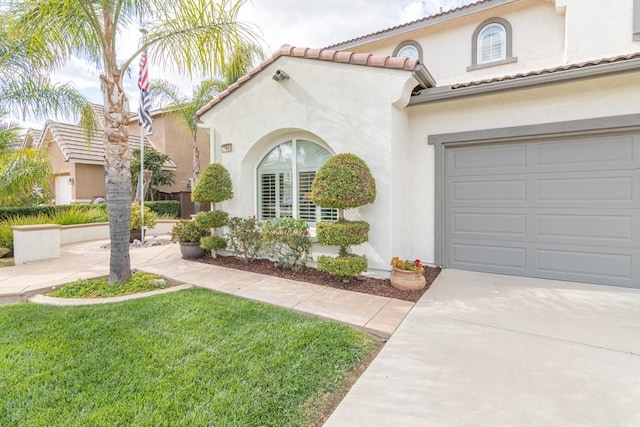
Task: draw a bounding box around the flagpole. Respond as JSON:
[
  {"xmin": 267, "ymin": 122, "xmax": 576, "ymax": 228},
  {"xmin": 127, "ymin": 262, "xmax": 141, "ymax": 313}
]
[{"xmin": 140, "ymin": 118, "xmax": 145, "ymax": 244}]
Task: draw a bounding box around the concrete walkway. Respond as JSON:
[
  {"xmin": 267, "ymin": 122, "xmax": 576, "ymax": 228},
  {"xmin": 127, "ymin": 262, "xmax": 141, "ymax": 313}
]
[
  {"xmin": 325, "ymin": 269, "xmax": 640, "ymax": 426},
  {"xmin": 0, "ymin": 239, "xmax": 413, "ymax": 338}
]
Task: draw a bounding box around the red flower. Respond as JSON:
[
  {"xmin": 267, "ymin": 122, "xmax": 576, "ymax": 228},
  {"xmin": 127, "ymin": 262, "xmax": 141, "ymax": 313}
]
[{"xmin": 414, "ymin": 259, "xmax": 421, "ymax": 266}]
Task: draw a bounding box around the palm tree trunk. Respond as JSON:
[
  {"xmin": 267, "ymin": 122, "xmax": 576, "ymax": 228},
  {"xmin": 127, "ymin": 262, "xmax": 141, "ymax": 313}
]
[{"xmin": 101, "ymin": 72, "xmax": 132, "ymax": 285}]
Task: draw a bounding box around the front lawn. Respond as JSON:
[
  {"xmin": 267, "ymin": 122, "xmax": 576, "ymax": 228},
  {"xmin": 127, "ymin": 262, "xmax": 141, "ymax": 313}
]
[{"xmin": 0, "ymin": 289, "xmax": 377, "ymax": 426}]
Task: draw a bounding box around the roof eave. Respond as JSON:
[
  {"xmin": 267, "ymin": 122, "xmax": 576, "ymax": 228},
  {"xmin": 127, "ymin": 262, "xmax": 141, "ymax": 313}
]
[
  {"xmin": 328, "ymin": 0, "xmax": 517, "ymax": 50},
  {"xmin": 410, "ymin": 57, "xmax": 640, "ymax": 105}
]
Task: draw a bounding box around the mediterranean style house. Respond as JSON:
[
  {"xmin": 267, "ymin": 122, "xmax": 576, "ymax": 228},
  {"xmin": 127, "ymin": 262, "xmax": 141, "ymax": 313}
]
[
  {"xmin": 194, "ymin": 0, "xmax": 640, "ymax": 288},
  {"xmin": 27, "ymin": 106, "xmax": 209, "ymax": 207}
]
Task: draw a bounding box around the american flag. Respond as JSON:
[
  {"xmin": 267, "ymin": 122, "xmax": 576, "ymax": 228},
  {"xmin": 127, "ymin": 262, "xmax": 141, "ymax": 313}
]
[{"xmin": 137, "ymin": 50, "xmax": 153, "ymax": 133}]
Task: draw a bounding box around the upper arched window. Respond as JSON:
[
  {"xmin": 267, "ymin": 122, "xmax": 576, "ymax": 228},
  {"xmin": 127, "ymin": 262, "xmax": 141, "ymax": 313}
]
[
  {"xmin": 257, "ymin": 139, "xmax": 337, "ymax": 224},
  {"xmin": 392, "ymin": 40, "xmax": 423, "ymax": 62},
  {"xmin": 478, "ymin": 24, "xmax": 506, "ymax": 64},
  {"xmin": 468, "ymin": 17, "xmax": 516, "ymax": 70}
]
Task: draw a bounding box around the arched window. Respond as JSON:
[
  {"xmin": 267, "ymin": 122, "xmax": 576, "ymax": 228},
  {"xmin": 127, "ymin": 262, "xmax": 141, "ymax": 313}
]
[
  {"xmin": 392, "ymin": 40, "xmax": 423, "ymax": 61},
  {"xmin": 468, "ymin": 17, "xmax": 516, "ymax": 70},
  {"xmin": 257, "ymin": 139, "xmax": 337, "ymax": 224},
  {"xmin": 478, "ymin": 24, "xmax": 506, "ymax": 64}
]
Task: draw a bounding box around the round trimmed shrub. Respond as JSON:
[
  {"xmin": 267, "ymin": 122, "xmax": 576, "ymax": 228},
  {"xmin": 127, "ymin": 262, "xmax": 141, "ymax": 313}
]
[
  {"xmin": 192, "ymin": 163, "xmax": 233, "ymax": 204},
  {"xmin": 310, "ymin": 153, "xmax": 376, "ymax": 210},
  {"xmin": 200, "ymin": 235, "xmax": 227, "ymax": 252},
  {"xmin": 317, "ymin": 254, "xmax": 368, "ymax": 280},
  {"xmin": 195, "ymin": 210, "xmax": 229, "ymax": 229},
  {"xmin": 316, "ymin": 220, "xmax": 369, "ymax": 248}
]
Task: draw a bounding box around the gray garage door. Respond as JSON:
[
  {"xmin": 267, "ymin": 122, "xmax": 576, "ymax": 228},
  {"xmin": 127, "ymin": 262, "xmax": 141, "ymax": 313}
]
[{"xmin": 445, "ymin": 133, "xmax": 640, "ymax": 287}]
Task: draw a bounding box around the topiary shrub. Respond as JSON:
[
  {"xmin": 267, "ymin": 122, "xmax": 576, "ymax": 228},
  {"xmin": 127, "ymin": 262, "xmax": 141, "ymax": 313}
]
[
  {"xmin": 311, "ymin": 153, "xmax": 376, "ymax": 217},
  {"xmin": 261, "ymin": 217, "xmax": 312, "ymax": 271},
  {"xmin": 191, "ymin": 163, "xmax": 233, "ymax": 257},
  {"xmin": 195, "ymin": 210, "xmax": 229, "ymax": 230},
  {"xmin": 317, "ymin": 255, "xmax": 368, "ymax": 281},
  {"xmin": 200, "ymin": 235, "xmax": 228, "ymax": 255},
  {"xmin": 310, "ymin": 153, "xmax": 376, "ymax": 281},
  {"xmin": 316, "ymin": 220, "xmax": 369, "ymax": 254},
  {"xmin": 191, "ymin": 163, "xmax": 233, "ymax": 206}
]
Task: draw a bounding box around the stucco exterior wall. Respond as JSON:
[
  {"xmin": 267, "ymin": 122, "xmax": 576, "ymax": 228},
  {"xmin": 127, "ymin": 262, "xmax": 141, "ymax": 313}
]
[
  {"xmin": 344, "ymin": 0, "xmax": 640, "ymax": 85},
  {"xmin": 75, "ymin": 163, "xmax": 105, "ymax": 202},
  {"xmin": 199, "ymin": 56, "xmax": 417, "ymax": 270},
  {"xmin": 347, "ymin": 0, "xmax": 565, "ymax": 85},
  {"xmin": 45, "ymin": 135, "xmax": 74, "ymax": 203},
  {"xmin": 557, "ymin": 0, "xmax": 640, "ymax": 62},
  {"xmin": 407, "ymin": 70, "xmax": 640, "ymax": 265}
]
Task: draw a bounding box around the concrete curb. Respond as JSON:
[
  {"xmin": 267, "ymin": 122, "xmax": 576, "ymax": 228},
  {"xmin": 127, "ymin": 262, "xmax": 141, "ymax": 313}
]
[{"xmin": 28, "ymin": 284, "xmax": 194, "ymax": 306}]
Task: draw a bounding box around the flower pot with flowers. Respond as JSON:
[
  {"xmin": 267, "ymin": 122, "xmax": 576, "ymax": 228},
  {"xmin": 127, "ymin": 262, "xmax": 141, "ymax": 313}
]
[
  {"xmin": 390, "ymin": 257, "xmax": 426, "ymax": 290},
  {"xmin": 170, "ymin": 219, "xmax": 209, "ymax": 258}
]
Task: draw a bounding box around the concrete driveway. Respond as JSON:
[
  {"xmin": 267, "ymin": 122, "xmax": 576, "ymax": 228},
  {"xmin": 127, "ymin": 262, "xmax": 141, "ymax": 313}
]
[{"xmin": 326, "ymin": 269, "xmax": 640, "ymax": 426}]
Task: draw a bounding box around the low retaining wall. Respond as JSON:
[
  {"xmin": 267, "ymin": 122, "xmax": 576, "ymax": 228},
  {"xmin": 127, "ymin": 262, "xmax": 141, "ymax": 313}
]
[{"xmin": 12, "ymin": 220, "xmax": 178, "ymax": 265}]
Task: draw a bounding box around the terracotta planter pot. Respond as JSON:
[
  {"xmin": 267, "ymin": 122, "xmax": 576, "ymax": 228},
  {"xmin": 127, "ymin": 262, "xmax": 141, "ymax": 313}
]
[
  {"xmin": 390, "ymin": 267, "xmax": 426, "ymax": 291},
  {"xmin": 179, "ymin": 241, "xmax": 204, "ymax": 258}
]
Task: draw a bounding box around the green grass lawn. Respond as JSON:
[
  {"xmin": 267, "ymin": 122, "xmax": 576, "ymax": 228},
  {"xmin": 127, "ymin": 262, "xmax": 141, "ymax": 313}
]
[{"xmin": 0, "ymin": 289, "xmax": 377, "ymax": 426}]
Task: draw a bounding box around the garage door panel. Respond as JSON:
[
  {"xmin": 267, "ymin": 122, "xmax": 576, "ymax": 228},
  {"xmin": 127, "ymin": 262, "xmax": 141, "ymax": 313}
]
[
  {"xmin": 450, "ymin": 242, "xmax": 527, "ymax": 271},
  {"xmin": 536, "ymin": 175, "xmax": 635, "ymax": 204},
  {"xmin": 444, "ymin": 133, "xmax": 640, "ymax": 288},
  {"xmin": 448, "ymin": 144, "xmax": 527, "ymax": 175},
  {"xmin": 452, "ymin": 212, "xmax": 527, "ymax": 237},
  {"xmin": 450, "ymin": 179, "xmax": 526, "ymax": 203},
  {"xmin": 535, "ymin": 135, "xmax": 637, "ymax": 172},
  {"xmin": 536, "ymin": 213, "xmax": 634, "ymax": 242},
  {"xmin": 537, "ymin": 247, "xmax": 633, "ymax": 281}
]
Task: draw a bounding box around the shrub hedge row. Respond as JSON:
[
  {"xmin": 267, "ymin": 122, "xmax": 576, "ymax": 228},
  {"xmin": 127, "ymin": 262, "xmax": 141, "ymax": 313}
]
[{"xmin": 0, "ymin": 200, "xmax": 180, "ymax": 222}]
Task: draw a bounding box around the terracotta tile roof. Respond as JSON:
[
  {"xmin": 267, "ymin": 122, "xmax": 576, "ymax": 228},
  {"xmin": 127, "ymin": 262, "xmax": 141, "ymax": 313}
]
[
  {"xmin": 326, "ymin": 0, "xmax": 493, "ymax": 49},
  {"xmin": 39, "ymin": 121, "xmax": 176, "ymax": 169},
  {"xmin": 451, "ymin": 52, "xmax": 640, "ymax": 89},
  {"xmin": 196, "ymin": 45, "xmax": 419, "ymax": 117}
]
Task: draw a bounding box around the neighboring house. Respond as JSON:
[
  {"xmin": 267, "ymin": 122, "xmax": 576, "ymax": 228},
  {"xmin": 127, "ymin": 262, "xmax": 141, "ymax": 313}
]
[
  {"xmin": 33, "ymin": 106, "xmax": 208, "ymax": 206},
  {"xmin": 195, "ymin": 0, "xmax": 640, "ymax": 288}
]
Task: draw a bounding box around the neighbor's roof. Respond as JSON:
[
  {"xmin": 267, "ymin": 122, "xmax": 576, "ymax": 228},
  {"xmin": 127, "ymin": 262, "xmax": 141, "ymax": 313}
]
[
  {"xmin": 19, "ymin": 128, "xmax": 42, "ymax": 150},
  {"xmin": 39, "ymin": 121, "xmax": 176, "ymax": 169},
  {"xmin": 196, "ymin": 44, "xmax": 419, "ymax": 117},
  {"xmin": 326, "ymin": 0, "xmax": 504, "ymax": 50}
]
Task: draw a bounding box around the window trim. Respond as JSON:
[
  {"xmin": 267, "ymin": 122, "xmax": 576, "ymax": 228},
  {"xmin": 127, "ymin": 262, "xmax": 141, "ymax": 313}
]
[
  {"xmin": 467, "ymin": 17, "xmax": 517, "ymax": 71},
  {"xmin": 392, "ymin": 40, "xmax": 423, "ymax": 61}
]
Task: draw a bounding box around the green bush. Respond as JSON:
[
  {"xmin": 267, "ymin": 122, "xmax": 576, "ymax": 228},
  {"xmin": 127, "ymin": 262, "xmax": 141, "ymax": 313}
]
[
  {"xmin": 195, "ymin": 210, "xmax": 229, "ymax": 230},
  {"xmin": 192, "ymin": 163, "xmax": 233, "ymax": 205},
  {"xmin": 130, "ymin": 204, "xmax": 158, "ymax": 230},
  {"xmin": 227, "ymin": 216, "xmax": 261, "ymax": 264},
  {"xmin": 317, "ymin": 254, "xmax": 368, "ymax": 281},
  {"xmin": 316, "ymin": 220, "xmax": 369, "ymax": 249},
  {"xmin": 261, "ymin": 217, "xmax": 312, "ymax": 271},
  {"xmin": 310, "ymin": 153, "xmax": 376, "ymax": 211},
  {"xmin": 200, "ymin": 235, "xmax": 228, "ymax": 256},
  {"xmin": 170, "ymin": 220, "xmax": 209, "ymax": 243},
  {"xmin": 145, "ymin": 200, "xmax": 180, "ymax": 218},
  {"xmin": 0, "ymin": 206, "xmax": 56, "ymax": 221}
]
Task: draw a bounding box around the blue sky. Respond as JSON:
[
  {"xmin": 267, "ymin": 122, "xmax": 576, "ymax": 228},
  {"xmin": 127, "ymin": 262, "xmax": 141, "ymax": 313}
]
[{"xmin": 22, "ymin": 0, "xmax": 473, "ymax": 129}]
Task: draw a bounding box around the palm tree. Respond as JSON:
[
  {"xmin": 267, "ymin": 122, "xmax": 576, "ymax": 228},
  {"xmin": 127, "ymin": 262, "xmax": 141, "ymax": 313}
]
[
  {"xmin": 0, "ymin": 21, "xmax": 95, "ymax": 132},
  {"xmin": 149, "ymin": 44, "xmax": 263, "ymax": 184},
  {"xmin": 6, "ymin": 0, "xmax": 256, "ymax": 284}
]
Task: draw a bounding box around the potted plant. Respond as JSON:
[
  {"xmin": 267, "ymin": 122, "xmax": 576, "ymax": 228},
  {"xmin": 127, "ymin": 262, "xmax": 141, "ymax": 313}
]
[
  {"xmin": 170, "ymin": 219, "xmax": 209, "ymax": 258},
  {"xmin": 389, "ymin": 257, "xmax": 426, "ymax": 290},
  {"xmin": 130, "ymin": 204, "xmax": 158, "ymax": 243}
]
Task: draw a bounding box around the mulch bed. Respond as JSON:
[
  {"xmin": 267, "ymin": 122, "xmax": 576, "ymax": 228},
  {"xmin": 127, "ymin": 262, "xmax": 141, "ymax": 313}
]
[{"xmin": 194, "ymin": 255, "xmax": 441, "ymax": 303}]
